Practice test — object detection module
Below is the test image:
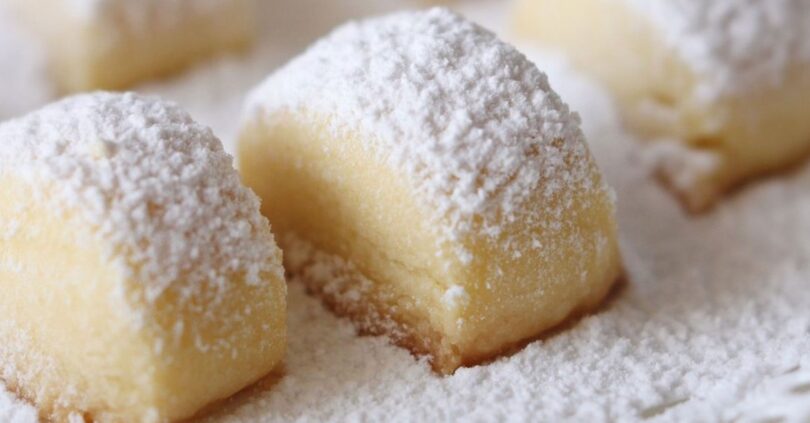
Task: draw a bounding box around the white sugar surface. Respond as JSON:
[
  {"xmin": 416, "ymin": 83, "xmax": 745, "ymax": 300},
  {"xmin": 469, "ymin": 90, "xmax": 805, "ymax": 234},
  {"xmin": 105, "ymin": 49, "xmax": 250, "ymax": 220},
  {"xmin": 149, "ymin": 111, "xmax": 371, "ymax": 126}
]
[
  {"xmin": 0, "ymin": 386, "xmax": 37, "ymax": 423},
  {"xmin": 0, "ymin": 0, "xmax": 809, "ymax": 421},
  {"xmin": 247, "ymin": 8, "xmax": 604, "ymax": 264},
  {"xmin": 0, "ymin": 93, "xmax": 281, "ymax": 312},
  {"xmin": 622, "ymin": 0, "xmax": 810, "ymax": 100}
]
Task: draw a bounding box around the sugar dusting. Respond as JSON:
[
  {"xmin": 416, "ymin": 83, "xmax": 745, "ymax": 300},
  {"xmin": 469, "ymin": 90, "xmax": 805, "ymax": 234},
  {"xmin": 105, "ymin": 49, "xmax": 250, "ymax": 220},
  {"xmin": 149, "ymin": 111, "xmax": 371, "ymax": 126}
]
[
  {"xmin": 0, "ymin": 0, "xmax": 809, "ymax": 421},
  {"xmin": 247, "ymin": 8, "xmax": 604, "ymax": 264},
  {"xmin": 0, "ymin": 93, "xmax": 282, "ymax": 318},
  {"xmin": 622, "ymin": 0, "xmax": 810, "ymax": 100},
  {"xmin": 0, "ymin": 386, "xmax": 36, "ymax": 423},
  {"xmin": 206, "ymin": 60, "xmax": 810, "ymax": 420}
]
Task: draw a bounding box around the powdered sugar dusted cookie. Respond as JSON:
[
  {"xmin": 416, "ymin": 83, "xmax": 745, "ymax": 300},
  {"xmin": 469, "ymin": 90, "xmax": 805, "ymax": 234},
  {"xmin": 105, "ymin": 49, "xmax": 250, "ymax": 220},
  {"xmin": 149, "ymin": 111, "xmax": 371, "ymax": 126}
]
[
  {"xmin": 8, "ymin": 0, "xmax": 255, "ymax": 92},
  {"xmin": 0, "ymin": 93, "xmax": 286, "ymax": 422},
  {"xmin": 515, "ymin": 0, "xmax": 810, "ymax": 211},
  {"xmin": 239, "ymin": 8, "xmax": 622, "ymax": 374}
]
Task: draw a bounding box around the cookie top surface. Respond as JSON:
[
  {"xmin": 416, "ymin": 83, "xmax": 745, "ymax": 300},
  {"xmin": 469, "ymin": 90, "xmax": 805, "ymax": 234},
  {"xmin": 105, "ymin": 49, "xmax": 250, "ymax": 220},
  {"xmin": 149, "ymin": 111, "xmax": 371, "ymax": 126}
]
[
  {"xmin": 623, "ymin": 0, "xmax": 810, "ymax": 99},
  {"xmin": 0, "ymin": 92, "xmax": 282, "ymax": 310},
  {"xmin": 247, "ymin": 8, "xmax": 608, "ymax": 262}
]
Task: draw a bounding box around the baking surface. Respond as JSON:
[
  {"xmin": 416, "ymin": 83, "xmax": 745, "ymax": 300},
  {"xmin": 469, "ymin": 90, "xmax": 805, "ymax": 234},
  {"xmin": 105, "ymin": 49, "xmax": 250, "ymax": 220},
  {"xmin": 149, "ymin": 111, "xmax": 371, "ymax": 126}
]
[{"xmin": 1, "ymin": 1, "xmax": 809, "ymax": 421}]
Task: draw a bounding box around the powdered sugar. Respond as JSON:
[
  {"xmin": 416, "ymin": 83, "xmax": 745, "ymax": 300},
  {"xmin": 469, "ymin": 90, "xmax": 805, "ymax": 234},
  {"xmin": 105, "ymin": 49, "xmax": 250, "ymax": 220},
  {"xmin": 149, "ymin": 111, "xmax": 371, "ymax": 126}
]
[
  {"xmin": 727, "ymin": 367, "xmax": 810, "ymax": 422},
  {"xmin": 622, "ymin": 0, "xmax": 810, "ymax": 100},
  {"xmin": 0, "ymin": 386, "xmax": 36, "ymax": 423},
  {"xmin": 1, "ymin": 1, "xmax": 810, "ymax": 421},
  {"xmin": 247, "ymin": 8, "xmax": 602, "ymax": 263},
  {"xmin": 0, "ymin": 92, "xmax": 282, "ymax": 320},
  {"xmin": 442, "ymin": 285, "xmax": 469, "ymax": 308},
  {"xmin": 203, "ymin": 57, "xmax": 810, "ymax": 420}
]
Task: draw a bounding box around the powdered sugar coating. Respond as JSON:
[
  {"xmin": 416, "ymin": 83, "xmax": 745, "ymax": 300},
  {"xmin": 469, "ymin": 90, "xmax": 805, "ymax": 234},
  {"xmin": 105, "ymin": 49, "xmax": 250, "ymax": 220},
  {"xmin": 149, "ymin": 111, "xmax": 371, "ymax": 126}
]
[
  {"xmin": 0, "ymin": 385, "xmax": 36, "ymax": 423},
  {"xmin": 622, "ymin": 0, "xmax": 810, "ymax": 100},
  {"xmin": 0, "ymin": 92, "xmax": 282, "ymax": 315},
  {"xmin": 1, "ymin": 1, "xmax": 810, "ymax": 419},
  {"xmin": 247, "ymin": 8, "xmax": 606, "ymax": 262}
]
